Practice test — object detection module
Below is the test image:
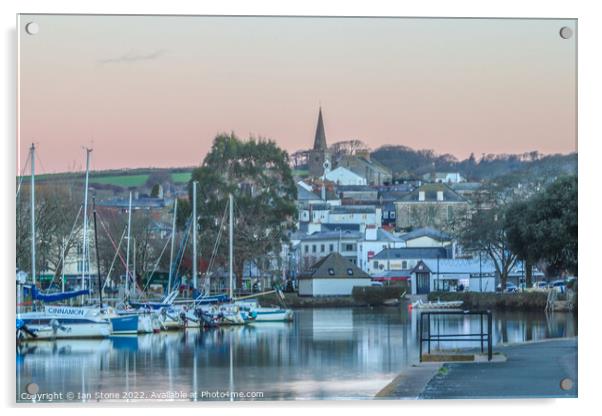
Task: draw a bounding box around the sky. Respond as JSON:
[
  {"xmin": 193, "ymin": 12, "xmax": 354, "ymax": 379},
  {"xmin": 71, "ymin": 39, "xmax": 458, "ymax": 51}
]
[{"xmin": 18, "ymin": 15, "xmax": 577, "ymax": 174}]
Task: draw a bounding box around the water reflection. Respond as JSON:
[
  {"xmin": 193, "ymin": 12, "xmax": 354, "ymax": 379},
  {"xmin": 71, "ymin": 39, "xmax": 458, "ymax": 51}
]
[{"xmin": 16, "ymin": 308, "xmax": 577, "ymax": 401}]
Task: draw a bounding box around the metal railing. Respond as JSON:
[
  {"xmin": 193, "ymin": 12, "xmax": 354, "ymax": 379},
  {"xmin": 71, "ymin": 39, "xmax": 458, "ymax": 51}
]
[{"xmin": 419, "ymin": 310, "xmax": 492, "ymax": 361}]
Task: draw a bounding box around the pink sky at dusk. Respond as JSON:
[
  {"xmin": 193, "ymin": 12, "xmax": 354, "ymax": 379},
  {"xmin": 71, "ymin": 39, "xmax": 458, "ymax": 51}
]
[{"xmin": 18, "ymin": 15, "xmax": 576, "ymax": 174}]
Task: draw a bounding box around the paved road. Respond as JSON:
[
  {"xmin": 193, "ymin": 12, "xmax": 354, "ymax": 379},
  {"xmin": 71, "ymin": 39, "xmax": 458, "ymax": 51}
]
[{"xmin": 419, "ymin": 338, "xmax": 577, "ymax": 399}]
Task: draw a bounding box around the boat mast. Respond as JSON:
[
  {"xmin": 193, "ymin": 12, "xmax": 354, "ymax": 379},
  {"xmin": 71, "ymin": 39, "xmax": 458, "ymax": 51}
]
[
  {"xmin": 92, "ymin": 196, "xmax": 103, "ymax": 307},
  {"xmin": 125, "ymin": 192, "xmax": 133, "ymax": 298},
  {"xmin": 81, "ymin": 147, "xmax": 92, "ymax": 291},
  {"xmin": 192, "ymin": 181, "xmax": 198, "ymax": 291},
  {"xmin": 229, "ymin": 193, "xmax": 233, "ymax": 300},
  {"xmin": 168, "ymin": 198, "xmax": 178, "ymax": 293},
  {"xmin": 30, "ymin": 143, "xmax": 36, "ymax": 285}
]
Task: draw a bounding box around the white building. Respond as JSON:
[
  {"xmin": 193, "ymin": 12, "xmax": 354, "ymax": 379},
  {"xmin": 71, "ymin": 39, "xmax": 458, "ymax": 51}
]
[
  {"xmin": 422, "ymin": 172, "xmax": 465, "ymax": 184},
  {"xmin": 357, "ymin": 226, "xmax": 405, "ymax": 272},
  {"xmin": 299, "ymin": 230, "xmax": 362, "ymax": 271},
  {"xmin": 324, "ymin": 166, "xmax": 367, "ymax": 186},
  {"xmin": 409, "ymin": 258, "xmax": 542, "ymax": 295},
  {"xmin": 367, "ymin": 246, "xmax": 450, "ymax": 276},
  {"xmin": 298, "ymin": 252, "xmax": 372, "ymax": 296}
]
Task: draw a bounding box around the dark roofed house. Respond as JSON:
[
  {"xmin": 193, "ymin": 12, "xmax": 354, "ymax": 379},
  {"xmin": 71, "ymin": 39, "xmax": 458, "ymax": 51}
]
[
  {"xmin": 298, "ymin": 252, "xmax": 372, "ymax": 296},
  {"xmin": 394, "ymin": 183, "xmax": 470, "ymax": 232}
]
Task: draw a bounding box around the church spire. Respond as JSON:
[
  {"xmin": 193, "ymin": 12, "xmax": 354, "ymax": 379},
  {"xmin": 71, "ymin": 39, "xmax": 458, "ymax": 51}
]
[{"xmin": 313, "ymin": 107, "xmax": 327, "ymax": 151}]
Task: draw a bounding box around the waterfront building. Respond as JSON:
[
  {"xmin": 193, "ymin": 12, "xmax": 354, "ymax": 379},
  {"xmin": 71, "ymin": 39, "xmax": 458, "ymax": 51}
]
[
  {"xmin": 408, "ymin": 258, "xmax": 541, "ymax": 295},
  {"xmin": 298, "ymin": 252, "xmax": 372, "ymax": 296},
  {"xmin": 367, "ymin": 246, "xmax": 450, "ymax": 275}
]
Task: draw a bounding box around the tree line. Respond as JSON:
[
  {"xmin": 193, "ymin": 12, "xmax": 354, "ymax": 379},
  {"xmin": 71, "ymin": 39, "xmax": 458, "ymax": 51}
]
[{"xmin": 458, "ymin": 175, "xmax": 577, "ymax": 289}]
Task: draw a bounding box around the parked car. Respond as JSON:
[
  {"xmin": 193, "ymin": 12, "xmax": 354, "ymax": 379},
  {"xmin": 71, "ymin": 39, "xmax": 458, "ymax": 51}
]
[
  {"xmin": 370, "ymin": 281, "xmax": 384, "ymax": 287},
  {"xmin": 533, "ymin": 281, "xmax": 548, "ymax": 289},
  {"xmin": 549, "ymin": 280, "xmax": 566, "ymax": 294},
  {"xmin": 497, "ymin": 282, "xmax": 518, "ymax": 293}
]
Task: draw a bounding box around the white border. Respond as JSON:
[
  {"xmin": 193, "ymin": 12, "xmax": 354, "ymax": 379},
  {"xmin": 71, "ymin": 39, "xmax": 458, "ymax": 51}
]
[{"xmin": 2, "ymin": 1, "xmax": 600, "ymax": 415}]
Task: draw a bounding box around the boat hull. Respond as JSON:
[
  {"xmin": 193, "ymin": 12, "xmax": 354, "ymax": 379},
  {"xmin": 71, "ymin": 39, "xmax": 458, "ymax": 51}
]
[
  {"xmin": 18, "ymin": 322, "xmax": 111, "ymax": 340},
  {"xmin": 110, "ymin": 315, "xmax": 139, "ymax": 335}
]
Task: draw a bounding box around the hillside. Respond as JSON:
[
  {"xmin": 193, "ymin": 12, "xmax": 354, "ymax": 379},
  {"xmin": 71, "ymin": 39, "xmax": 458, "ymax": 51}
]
[{"xmin": 370, "ymin": 145, "xmax": 577, "ymax": 182}]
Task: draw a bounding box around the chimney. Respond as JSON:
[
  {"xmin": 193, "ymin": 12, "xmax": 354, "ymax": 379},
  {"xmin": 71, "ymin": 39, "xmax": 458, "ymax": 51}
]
[
  {"xmin": 365, "ymin": 225, "xmax": 377, "ymax": 241},
  {"xmin": 418, "ymin": 191, "xmax": 425, "ymax": 201},
  {"xmin": 437, "ymin": 191, "xmax": 444, "ymax": 201}
]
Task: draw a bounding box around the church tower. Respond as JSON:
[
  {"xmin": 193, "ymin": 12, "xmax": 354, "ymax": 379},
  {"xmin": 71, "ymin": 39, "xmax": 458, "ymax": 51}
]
[{"xmin": 308, "ymin": 107, "xmax": 330, "ymax": 178}]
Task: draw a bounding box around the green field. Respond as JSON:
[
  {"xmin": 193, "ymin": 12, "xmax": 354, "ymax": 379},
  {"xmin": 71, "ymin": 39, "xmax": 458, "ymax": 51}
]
[
  {"xmin": 20, "ymin": 168, "xmax": 194, "ymax": 189},
  {"xmin": 90, "ymin": 174, "xmax": 150, "ymax": 187},
  {"xmin": 171, "ymin": 172, "xmax": 192, "ymax": 183}
]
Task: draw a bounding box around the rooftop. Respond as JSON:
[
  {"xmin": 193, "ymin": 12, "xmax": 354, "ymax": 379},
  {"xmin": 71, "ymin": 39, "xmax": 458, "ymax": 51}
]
[
  {"xmin": 398, "ymin": 227, "xmax": 452, "ymax": 242},
  {"xmin": 372, "ymin": 247, "xmax": 449, "ymax": 261},
  {"xmin": 300, "ymin": 230, "xmax": 363, "ymax": 241}
]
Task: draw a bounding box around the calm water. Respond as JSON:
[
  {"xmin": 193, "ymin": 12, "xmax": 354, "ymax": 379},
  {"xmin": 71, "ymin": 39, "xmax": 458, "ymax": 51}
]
[{"xmin": 16, "ymin": 308, "xmax": 577, "ymax": 402}]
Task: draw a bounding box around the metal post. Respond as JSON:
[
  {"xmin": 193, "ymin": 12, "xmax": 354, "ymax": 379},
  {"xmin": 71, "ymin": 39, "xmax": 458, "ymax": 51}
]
[
  {"xmin": 92, "ymin": 196, "xmax": 103, "ymax": 307},
  {"xmin": 81, "ymin": 148, "xmax": 92, "ymax": 291},
  {"xmin": 479, "ymin": 251, "xmax": 483, "ymax": 293},
  {"xmin": 168, "ymin": 198, "xmax": 178, "ymax": 293},
  {"xmin": 125, "ymin": 192, "xmax": 133, "ymax": 297},
  {"xmin": 480, "ymin": 313, "xmax": 484, "ymax": 353},
  {"xmin": 419, "ymin": 312, "xmax": 423, "ymax": 362},
  {"xmin": 229, "ymin": 193, "xmax": 234, "ymax": 300},
  {"xmin": 61, "ymin": 237, "xmax": 66, "ymax": 293},
  {"xmin": 487, "ymin": 311, "xmax": 493, "ymax": 361},
  {"xmin": 427, "ymin": 313, "xmax": 431, "ymax": 354},
  {"xmin": 30, "ymin": 143, "xmax": 36, "ymax": 285},
  {"xmin": 192, "ymin": 181, "xmax": 198, "ymax": 290}
]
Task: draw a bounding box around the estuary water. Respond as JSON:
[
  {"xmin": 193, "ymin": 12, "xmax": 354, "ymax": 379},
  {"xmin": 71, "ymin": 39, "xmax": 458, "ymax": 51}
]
[{"xmin": 16, "ymin": 308, "xmax": 577, "ymax": 402}]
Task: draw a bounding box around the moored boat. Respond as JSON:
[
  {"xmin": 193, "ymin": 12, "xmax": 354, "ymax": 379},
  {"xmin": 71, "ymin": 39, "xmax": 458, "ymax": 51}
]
[{"xmin": 411, "ymin": 299, "xmax": 464, "ymax": 310}]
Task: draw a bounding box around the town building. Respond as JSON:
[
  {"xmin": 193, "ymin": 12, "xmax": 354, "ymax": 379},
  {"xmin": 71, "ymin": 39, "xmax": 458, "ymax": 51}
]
[
  {"xmin": 298, "ymin": 252, "xmax": 372, "ymax": 296},
  {"xmin": 367, "ymin": 246, "xmax": 450, "ymax": 275},
  {"xmin": 398, "ymin": 227, "xmax": 453, "ymax": 248},
  {"xmin": 408, "ymin": 259, "xmax": 543, "ymax": 295},
  {"xmin": 422, "ymin": 172, "xmax": 465, "ymax": 184},
  {"xmin": 357, "ymin": 226, "xmax": 405, "ymax": 272},
  {"xmin": 298, "ymin": 230, "xmax": 362, "ymax": 271},
  {"xmin": 338, "ymin": 152, "xmax": 392, "ymax": 186},
  {"xmin": 324, "ymin": 166, "xmax": 367, "ymax": 186},
  {"xmin": 336, "ymin": 185, "xmax": 379, "ymax": 202},
  {"xmin": 394, "ymin": 183, "xmax": 470, "ymax": 232}
]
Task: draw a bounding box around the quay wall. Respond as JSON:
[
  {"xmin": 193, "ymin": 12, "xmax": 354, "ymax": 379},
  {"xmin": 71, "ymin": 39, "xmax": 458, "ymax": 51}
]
[{"xmin": 426, "ymin": 291, "xmax": 551, "ymax": 311}]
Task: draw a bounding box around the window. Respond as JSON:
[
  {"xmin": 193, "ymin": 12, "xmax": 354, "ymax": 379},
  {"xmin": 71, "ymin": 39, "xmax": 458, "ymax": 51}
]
[
  {"xmin": 328, "ymin": 268, "xmax": 335, "ymax": 276},
  {"xmin": 304, "ymin": 245, "xmax": 309, "ymax": 254},
  {"xmin": 391, "ymin": 211, "xmax": 396, "ymax": 219},
  {"xmin": 402, "ymin": 261, "xmax": 408, "ymax": 269},
  {"xmin": 373, "ymin": 261, "xmax": 379, "ymax": 269},
  {"xmin": 320, "ymin": 244, "xmax": 325, "ymax": 253},
  {"xmin": 347, "ymin": 268, "xmax": 354, "ymax": 276},
  {"xmin": 345, "ymin": 243, "xmax": 354, "ymax": 251},
  {"xmin": 312, "ymin": 245, "xmax": 316, "ymax": 253},
  {"xmin": 329, "ymin": 244, "xmax": 334, "ymax": 252}
]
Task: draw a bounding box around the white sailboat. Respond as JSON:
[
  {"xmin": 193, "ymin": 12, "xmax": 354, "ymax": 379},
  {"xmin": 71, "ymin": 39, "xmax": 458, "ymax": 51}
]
[{"xmin": 17, "ymin": 146, "xmax": 113, "ymax": 341}]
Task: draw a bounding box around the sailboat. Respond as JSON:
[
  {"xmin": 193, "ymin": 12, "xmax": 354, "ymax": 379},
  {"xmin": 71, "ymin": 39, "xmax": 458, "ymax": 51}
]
[{"xmin": 17, "ymin": 145, "xmax": 114, "ymax": 340}]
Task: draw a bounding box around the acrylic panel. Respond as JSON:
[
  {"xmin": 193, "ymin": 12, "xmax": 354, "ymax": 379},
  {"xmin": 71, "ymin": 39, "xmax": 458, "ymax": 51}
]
[{"xmin": 16, "ymin": 14, "xmax": 577, "ymax": 403}]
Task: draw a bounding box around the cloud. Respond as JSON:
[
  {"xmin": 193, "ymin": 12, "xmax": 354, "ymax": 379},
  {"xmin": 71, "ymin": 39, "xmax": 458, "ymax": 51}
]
[{"xmin": 98, "ymin": 49, "xmax": 166, "ymax": 65}]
